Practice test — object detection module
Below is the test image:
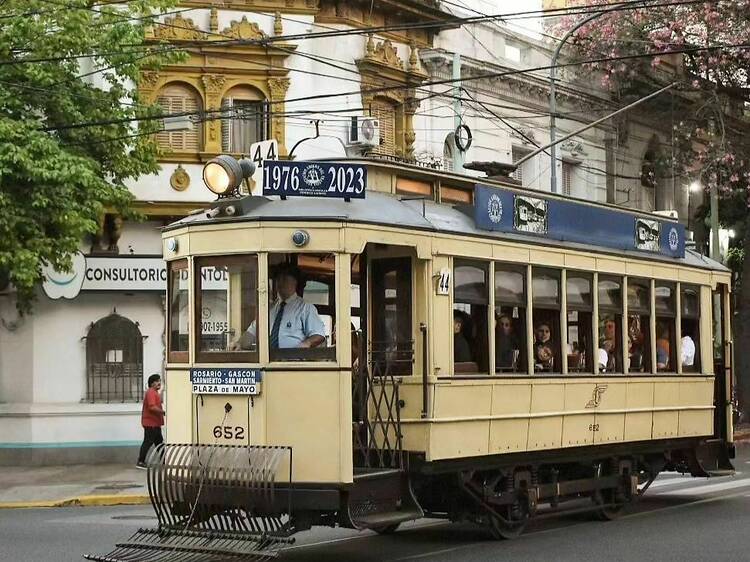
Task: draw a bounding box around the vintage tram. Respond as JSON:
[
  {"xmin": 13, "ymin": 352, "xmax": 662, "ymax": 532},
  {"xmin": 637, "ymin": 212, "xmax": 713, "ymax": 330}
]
[{"xmin": 88, "ymin": 159, "xmax": 734, "ymax": 561}]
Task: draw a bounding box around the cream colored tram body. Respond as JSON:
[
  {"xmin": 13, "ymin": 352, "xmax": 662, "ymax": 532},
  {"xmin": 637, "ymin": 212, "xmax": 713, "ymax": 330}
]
[{"xmin": 102, "ymin": 162, "xmax": 737, "ymax": 559}]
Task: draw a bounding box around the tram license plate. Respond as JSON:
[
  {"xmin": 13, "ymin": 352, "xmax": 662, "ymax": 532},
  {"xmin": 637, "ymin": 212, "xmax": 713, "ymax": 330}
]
[{"xmin": 190, "ymin": 368, "xmax": 262, "ymax": 395}]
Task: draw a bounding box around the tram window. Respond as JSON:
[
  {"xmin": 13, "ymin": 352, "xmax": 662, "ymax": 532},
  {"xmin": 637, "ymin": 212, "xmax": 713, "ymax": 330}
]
[
  {"xmin": 168, "ymin": 260, "xmax": 189, "ymax": 362},
  {"xmin": 681, "ymin": 285, "xmax": 701, "ymax": 373},
  {"xmin": 655, "ymin": 282, "xmax": 676, "ymax": 372},
  {"xmin": 267, "ymin": 253, "xmax": 335, "ymax": 362},
  {"xmin": 454, "ymin": 260, "xmax": 489, "ymax": 374},
  {"xmin": 566, "ymin": 273, "xmax": 593, "ymax": 373},
  {"xmin": 196, "ymin": 255, "xmax": 258, "ymax": 362},
  {"xmin": 494, "ymin": 264, "xmax": 527, "ymax": 373},
  {"xmin": 627, "ymin": 278, "xmax": 652, "ymax": 373},
  {"xmin": 532, "ymin": 268, "xmax": 561, "ymax": 373},
  {"xmin": 598, "ymin": 276, "xmax": 623, "ymax": 373}
]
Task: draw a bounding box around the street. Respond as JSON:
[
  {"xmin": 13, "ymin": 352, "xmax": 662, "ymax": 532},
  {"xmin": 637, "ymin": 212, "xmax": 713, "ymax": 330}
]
[{"xmin": 2, "ymin": 445, "xmax": 749, "ymax": 562}]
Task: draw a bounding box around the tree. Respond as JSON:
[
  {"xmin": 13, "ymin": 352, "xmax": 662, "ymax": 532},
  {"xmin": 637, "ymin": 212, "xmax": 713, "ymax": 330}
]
[
  {"xmin": 555, "ymin": 0, "xmax": 750, "ymax": 419},
  {"xmin": 0, "ymin": 0, "xmax": 180, "ymax": 312}
]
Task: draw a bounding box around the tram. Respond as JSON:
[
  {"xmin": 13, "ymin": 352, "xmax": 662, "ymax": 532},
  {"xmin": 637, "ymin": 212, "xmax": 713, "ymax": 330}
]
[{"xmin": 88, "ymin": 158, "xmax": 734, "ymax": 562}]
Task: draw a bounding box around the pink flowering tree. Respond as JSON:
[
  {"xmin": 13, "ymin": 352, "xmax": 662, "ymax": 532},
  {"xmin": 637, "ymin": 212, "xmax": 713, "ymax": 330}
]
[{"xmin": 554, "ymin": 0, "xmax": 750, "ymax": 419}]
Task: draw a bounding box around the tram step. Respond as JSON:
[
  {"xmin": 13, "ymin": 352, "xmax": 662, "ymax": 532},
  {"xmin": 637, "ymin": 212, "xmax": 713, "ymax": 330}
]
[
  {"xmin": 689, "ymin": 439, "xmax": 735, "ymax": 477},
  {"xmin": 346, "ymin": 468, "xmax": 424, "ymax": 530}
]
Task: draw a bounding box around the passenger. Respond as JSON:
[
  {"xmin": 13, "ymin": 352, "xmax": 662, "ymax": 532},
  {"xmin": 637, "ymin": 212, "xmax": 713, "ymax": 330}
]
[
  {"xmin": 534, "ymin": 322, "xmax": 555, "ymax": 371},
  {"xmin": 628, "ymin": 316, "xmax": 644, "ymax": 371},
  {"xmin": 230, "ymin": 264, "xmax": 325, "ymax": 351},
  {"xmin": 599, "ymin": 316, "xmax": 617, "ymax": 371},
  {"xmin": 495, "ymin": 313, "xmax": 519, "ymax": 370},
  {"xmin": 656, "ymin": 323, "xmax": 670, "ymax": 370},
  {"xmin": 681, "ymin": 327, "xmax": 696, "ymax": 369},
  {"xmin": 453, "ymin": 311, "xmax": 473, "ymax": 363}
]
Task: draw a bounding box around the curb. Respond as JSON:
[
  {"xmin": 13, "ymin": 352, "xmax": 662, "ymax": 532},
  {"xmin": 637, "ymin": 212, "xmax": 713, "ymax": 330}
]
[{"xmin": 0, "ymin": 494, "xmax": 149, "ymax": 510}]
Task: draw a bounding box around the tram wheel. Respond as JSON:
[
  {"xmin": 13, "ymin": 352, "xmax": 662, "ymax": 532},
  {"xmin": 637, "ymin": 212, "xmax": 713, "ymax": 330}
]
[
  {"xmin": 592, "ymin": 488, "xmax": 626, "ymax": 521},
  {"xmin": 372, "ymin": 523, "xmax": 401, "ymax": 535},
  {"xmin": 486, "ymin": 508, "xmax": 528, "ymax": 540}
]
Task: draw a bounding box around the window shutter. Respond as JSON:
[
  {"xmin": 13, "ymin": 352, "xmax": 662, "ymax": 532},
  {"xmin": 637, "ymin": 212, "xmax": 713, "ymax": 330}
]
[
  {"xmin": 221, "ymin": 98, "xmax": 233, "ymax": 152},
  {"xmin": 155, "ymin": 85, "xmax": 200, "ymax": 152},
  {"xmin": 370, "ymin": 100, "xmax": 396, "ymax": 155}
]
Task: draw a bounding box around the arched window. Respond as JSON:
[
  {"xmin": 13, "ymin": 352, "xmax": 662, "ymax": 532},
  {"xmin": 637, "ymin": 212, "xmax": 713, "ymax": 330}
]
[
  {"xmin": 369, "ymin": 97, "xmax": 397, "ymax": 155},
  {"xmin": 155, "ymin": 83, "xmax": 202, "ymax": 152},
  {"xmin": 85, "ymin": 313, "xmax": 144, "ymax": 403},
  {"xmin": 221, "ymin": 85, "xmax": 269, "ymax": 153},
  {"xmin": 443, "ymin": 134, "xmax": 454, "ymax": 171}
]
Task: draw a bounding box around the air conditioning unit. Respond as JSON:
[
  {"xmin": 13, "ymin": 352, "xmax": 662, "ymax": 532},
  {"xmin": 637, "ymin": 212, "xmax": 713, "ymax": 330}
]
[
  {"xmin": 348, "ymin": 116, "xmax": 380, "ymax": 148},
  {"xmin": 653, "ymin": 209, "xmax": 679, "ymax": 220}
]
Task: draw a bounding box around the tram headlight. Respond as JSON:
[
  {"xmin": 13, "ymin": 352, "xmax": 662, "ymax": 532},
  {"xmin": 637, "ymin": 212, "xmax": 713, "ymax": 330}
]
[{"xmin": 202, "ymin": 155, "xmax": 256, "ymax": 196}]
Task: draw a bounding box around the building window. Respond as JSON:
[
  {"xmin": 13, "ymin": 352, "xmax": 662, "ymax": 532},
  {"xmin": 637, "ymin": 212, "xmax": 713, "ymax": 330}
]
[
  {"xmin": 441, "ymin": 185, "xmax": 473, "ymax": 204},
  {"xmin": 566, "ymin": 272, "xmax": 593, "ymax": 373},
  {"xmin": 196, "ymin": 255, "xmax": 258, "ymax": 363},
  {"xmin": 85, "ymin": 313, "xmax": 143, "ymax": 403},
  {"xmin": 598, "ymin": 276, "xmax": 623, "ymax": 373},
  {"xmin": 221, "ymin": 85, "xmax": 269, "ymax": 154},
  {"xmin": 454, "ymin": 260, "xmax": 489, "ymax": 374},
  {"xmin": 494, "ymin": 264, "xmax": 527, "ymax": 373},
  {"xmin": 681, "ymin": 285, "xmax": 700, "ymax": 372},
  {"xmin": 167, "ymin": 260, "xmax": 189, "ymax": 363},
  {"xmin": 562, "ymin": 161, "xmax": 575, "ymax": 196},
  {"xmin": 655, "ymin": 282, "xmax": 677, "ymax": 371},
  {"xmin": 443, "ymin": 135, "xmax": 454, "ymax": 171},
  {"xmin": 396, "ymin": 177, "xmax": 433, "ymax": 198},
  {"xmin": 532, "ymin": 268, "xmax": 561, "ymax": 373},
  {"xmin": 627, "ymin": 278, "xmax": 652, "ymax": 373},
  {"xmin": 156, "ymin": 83, "xmax": 202, "ymax": 152},
  {"xmin": 511, "ymin": 146, "xmax": 531, "ymax": 185},
  {"xmin": 369, "ymin": 98, "xmax": 397, "ymax": 155}
]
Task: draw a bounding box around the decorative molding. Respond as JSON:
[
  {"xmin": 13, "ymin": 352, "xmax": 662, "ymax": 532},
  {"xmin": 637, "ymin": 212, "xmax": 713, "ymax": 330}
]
[
  {"xmin": 221, "ymin": 16, "xmax": 267, "ymax": 41},
  {"xmin": 169, "ymin": 165, "xmax": 191, "ymax": 191},
  {"xmin": 365, "ymin": 35, "xmax": 404, "ymax": 70},
  {"xmin": 274, "ymin": 12, "xmax": 284, "ymax": 36},
  {"xmin": 268, "ymin": 77, "xmax": 291, "ymax": 100},
  {"xmin": 201, "ymin": 74, "xmax": 227, "ymax": 96},
  {"xmin": 148, "ymin": 14, "xmax": 206, "ymax": 42},
  {"xmin": 178, "ymin": 0, "xmax": 319, "ymax": 14}
]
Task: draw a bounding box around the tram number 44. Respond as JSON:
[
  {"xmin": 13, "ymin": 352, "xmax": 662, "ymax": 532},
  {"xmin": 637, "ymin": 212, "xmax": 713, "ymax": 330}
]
[
  {"xmin": 213, "ymin": 425, "xmax": 246, "ymax": 440},
  {"xmin": 436, "ymin": 268, "xmax": 451, "ymax": 295},
  {"xmin": 588, "ymin": 423, "xmax": 600, "ymax": 432}
]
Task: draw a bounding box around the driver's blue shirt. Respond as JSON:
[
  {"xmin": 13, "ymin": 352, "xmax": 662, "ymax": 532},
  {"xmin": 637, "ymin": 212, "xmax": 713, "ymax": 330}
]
[{"xmin": 247, "ymin": 294, "xmax": 325, "ymax": 348}]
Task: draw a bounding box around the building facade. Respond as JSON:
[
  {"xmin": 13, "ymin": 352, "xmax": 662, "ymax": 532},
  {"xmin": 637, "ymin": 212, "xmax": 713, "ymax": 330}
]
[{"xmin": 0, "ymin": 0, "xmax": 697, "ymax": 465}]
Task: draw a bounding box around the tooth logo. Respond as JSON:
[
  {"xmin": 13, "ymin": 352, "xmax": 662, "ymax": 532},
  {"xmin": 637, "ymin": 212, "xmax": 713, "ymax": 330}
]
[{"xmin": 42, "ymin": 251, "xmax": 86, "ymax": 300}]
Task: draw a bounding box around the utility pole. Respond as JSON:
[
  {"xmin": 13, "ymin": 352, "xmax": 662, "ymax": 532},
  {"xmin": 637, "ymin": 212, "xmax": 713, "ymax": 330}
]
[{"xmin": 452, "ymin": 53, "xmax": 464, "ymax": 173}]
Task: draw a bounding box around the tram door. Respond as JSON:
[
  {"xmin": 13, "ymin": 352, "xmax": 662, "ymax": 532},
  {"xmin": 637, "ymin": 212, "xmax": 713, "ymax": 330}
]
[
  {"xmin": 352, "ymin": 254, "xmax": 412, "ymax": 469},
  {"xmin": 713, "ymin": 283, "xmax": 731, "ymax": 440}
]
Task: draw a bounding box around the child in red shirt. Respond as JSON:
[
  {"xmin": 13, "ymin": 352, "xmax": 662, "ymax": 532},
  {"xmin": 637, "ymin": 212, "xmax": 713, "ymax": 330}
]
[{"xmin": 136, "ymin": 374, "xmax": 165, "ymax": 469}]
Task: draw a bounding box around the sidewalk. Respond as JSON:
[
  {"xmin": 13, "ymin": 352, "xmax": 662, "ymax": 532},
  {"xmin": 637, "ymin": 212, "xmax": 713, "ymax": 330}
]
[{"xmin": 0, "ymin": 464, "xmax": 149, "ymax": 509}]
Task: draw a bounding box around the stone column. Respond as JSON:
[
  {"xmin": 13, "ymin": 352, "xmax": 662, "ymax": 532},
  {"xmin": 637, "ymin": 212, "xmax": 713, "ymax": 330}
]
[
  {"xmin": 201, "ymin": 73, "xmax": 227, "ymax": 153},
  {"xmin": 268, "ymin": 77, "xmax": 291, "ymax": 156}
]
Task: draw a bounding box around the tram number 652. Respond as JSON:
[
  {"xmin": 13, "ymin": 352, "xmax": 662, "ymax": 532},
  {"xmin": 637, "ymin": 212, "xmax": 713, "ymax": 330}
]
[
  {"xmin": 588, "ymin": 423, "xmax": 600, "ymax": 432},
  {"xmin": 213, "ymin": 425, "xmax": 245, "ymax": 440}
]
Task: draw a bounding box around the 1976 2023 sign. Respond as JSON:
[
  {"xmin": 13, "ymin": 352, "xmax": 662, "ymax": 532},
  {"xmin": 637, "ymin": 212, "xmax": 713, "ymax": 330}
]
[{"xmin": 262, "ymin": 161, "xmax": 366, "ymax": 198}]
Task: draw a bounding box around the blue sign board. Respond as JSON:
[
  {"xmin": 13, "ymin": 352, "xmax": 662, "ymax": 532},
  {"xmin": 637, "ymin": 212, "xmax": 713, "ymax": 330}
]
[
  {"xmin": 190, "ymin": 368, "xmax": 263, "ymax": 395},
  {"xmin": 474, "ymin": 184, "xmax": 685, "ymax": 258},
  {"xmin": 263, "ymin": 161, "xmax": 366, "ymax": 199}
]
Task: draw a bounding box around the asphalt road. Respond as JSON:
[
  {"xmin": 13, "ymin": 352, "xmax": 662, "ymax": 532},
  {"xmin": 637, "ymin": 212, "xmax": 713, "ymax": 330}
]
[{"xmin": 2, "ymin": 445, "xmax": 750, "ymax": 562}]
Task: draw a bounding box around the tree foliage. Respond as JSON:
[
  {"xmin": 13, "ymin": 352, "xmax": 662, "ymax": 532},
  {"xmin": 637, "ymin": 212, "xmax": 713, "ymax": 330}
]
[{"xmin": 0, "ymin": 0, "xmax": 180, "ymax": 312}]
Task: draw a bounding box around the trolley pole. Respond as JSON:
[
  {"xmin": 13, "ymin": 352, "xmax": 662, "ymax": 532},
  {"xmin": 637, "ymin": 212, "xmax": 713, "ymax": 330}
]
[{"xmin": 452, "ymin": 53, "xmax": 464, "ymax": 173}]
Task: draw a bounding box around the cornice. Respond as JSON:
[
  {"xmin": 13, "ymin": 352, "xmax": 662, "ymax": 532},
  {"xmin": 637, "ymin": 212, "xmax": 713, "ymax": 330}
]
[{"xmin": 177, "ymin": 0, "xmax": 320, "ymax": 15}]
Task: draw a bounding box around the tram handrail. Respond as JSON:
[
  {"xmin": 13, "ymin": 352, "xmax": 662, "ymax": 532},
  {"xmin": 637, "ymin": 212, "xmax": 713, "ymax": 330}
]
[{"xmin": 420, "ymin": 323, "xmax": 429, "ymax": 419}]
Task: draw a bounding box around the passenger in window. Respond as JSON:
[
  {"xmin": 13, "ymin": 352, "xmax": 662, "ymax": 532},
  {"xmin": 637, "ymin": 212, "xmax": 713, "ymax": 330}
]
[
  {"xmin": 681, "ymin": 326, "xmax": 696, "ymax": 369},
  {"xmin": 231, "ymin": 264, "xmax": 325, "ymax": 350},
  {"xmin": 534, "ymin": 322, "xmax": 555, "ymax": 371},
  {"xmin": 600, "ymin": 316, "xmax": 618, "ymax": 371},
  {"xmin": 656, "ymin": 323, "xmax": 671, "ymax": 370},
  {"xmin": 454, "ymin": 311, "xmax": 473, "ymax": 363},
  {"xmin": 628, "ymin": 315, "xmax": 645, "ymax": 371},
  {"xmin": 495, "ymin": 313, "xmax": 519, "ymax": 371}
]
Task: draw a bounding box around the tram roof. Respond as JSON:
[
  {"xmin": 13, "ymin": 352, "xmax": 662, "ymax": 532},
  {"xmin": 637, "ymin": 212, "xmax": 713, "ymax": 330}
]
[{"xmin": 167, "ymin": 192, "xmax": 728, "ymax": 272}]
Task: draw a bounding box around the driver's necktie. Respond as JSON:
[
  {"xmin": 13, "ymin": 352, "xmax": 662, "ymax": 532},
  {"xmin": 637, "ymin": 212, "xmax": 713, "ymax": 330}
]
[{"xmin": 270, "ymin": 301, "xmax": 286, "ymax": 349}]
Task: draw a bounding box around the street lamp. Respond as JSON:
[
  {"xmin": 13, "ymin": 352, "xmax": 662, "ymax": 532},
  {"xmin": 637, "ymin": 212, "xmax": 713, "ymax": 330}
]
[{"xmin": 202, "ymin": 155, "xmax": 256, "ymax": 197}]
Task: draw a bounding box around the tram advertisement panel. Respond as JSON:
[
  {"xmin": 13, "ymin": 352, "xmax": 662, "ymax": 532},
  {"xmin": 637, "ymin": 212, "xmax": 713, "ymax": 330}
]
[
  {"xmin": 474, "ymin": 184, "xmax": 685, "ymax": 258},
  {"xmin": 190, "ymin": 368, "xmax": 262, "ymax": 395},
  {"xmin": 263, "ymin": 161, "xmax": 367, "ymax": 198}
]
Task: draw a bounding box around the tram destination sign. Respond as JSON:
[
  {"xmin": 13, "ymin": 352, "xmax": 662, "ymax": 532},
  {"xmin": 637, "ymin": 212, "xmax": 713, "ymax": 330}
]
[
  {"xmin": 474, "ymin": 184, "xmax": 685, "ymax": 258},
  {"xmin": 262, "ymin": 161, "xmax": 366, "ymax": 199},
  {"xmin": 190, "ymin": 368, "xmax": 262, "ymax": 395}
]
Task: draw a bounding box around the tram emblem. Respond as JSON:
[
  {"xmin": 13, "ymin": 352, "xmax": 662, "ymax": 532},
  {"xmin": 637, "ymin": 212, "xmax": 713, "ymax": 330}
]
[
  {"xmin": 302, "ymin": 164, "xmax": 325, "ymax": 188},
  {"xmin": 668, "ymin": 227, "xmax": 679, "ymax": 251},
  {"xmin": 487, "ymin": 193, "xmax": 503, "ymax": 223},
  {"xmin": 585, "ymin": 384, "xmax": 608, "ymax": 408},
  {"xmin": 635, "ymin": 218, "xmax": 660, "ymax": 252},
  {"xmin": 514, "ymin": 196, "xmax": 548, "ymax": 234}
]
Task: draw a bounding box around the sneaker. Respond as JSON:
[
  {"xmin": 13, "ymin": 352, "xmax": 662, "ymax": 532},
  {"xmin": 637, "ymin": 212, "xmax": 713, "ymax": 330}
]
[{"xmin": 135, "ymin": 462, "xmax": 148, "ymax": 470}]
